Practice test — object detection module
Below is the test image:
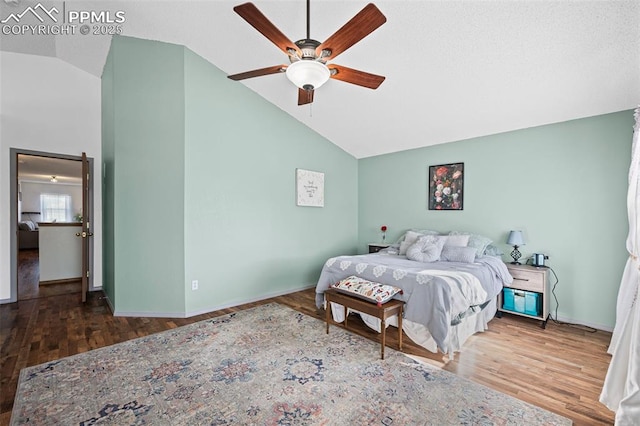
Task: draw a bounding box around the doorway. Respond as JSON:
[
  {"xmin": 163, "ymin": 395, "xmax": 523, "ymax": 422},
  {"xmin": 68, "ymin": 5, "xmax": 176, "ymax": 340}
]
[{"xmin": 10, "ymin": 149, "xmax": 94, "ymax": 303}]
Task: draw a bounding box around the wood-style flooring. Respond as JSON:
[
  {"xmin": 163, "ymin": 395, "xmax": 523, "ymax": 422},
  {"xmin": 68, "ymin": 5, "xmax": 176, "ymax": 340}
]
[
  {"xmin": 17, "ymin": 249, "xmax": 81, "ymax": 300},
  {"xmin": 0, "ymin": 288, "xmax": 615, "ymax": 425}
]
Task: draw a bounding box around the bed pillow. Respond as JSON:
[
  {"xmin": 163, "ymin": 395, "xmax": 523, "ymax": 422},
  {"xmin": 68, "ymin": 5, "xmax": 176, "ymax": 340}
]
[
  {"xmin": 331, "ymin": 276, "xmax": 402, "ymax": 307},
  {"xmin": 399, "ymin": 229, "xmax": 441, "ymax": 255},
  {"xmin": 406, "ymin": 235, "xmax": 446, "ymax": 263},
  {"xmin": 398, "ymin": 240, "xmax": 412, "ymax": 256},
  {"xmin": 483, "ymin": 244, "xmax": 504, "ymax": 257},
  {"xmin": 440, "ymin": 246, "xmax": 477, "ymax": 263},
  {"xmin": 449, "ymin": 231, "xmax": 492, "ymax": 257},
  {"xmin": 442, "ymin": 234, "xmax": 470, "ymax": 247},
  {"xmin": 18, "ymin": 222, "xmax": 31, "ymax": 231}
]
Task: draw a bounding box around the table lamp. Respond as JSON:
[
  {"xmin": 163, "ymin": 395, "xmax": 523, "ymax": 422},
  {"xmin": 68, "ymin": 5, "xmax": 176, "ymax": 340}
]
[{"xmin": 507, "ymin": 230, "xmax": 525, "ymax": 264}]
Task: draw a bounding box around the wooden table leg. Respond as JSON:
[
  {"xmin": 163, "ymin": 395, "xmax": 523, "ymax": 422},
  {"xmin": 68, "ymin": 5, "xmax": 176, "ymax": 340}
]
[
  {"xmin": 381, "ymin": 318, "xmax": 386, "ymax": 360},
  {"xmin": 325, "ymin": 299, "xmax": 330, "ymax": 334},
  {"xmin": 343, "ymin": 304, "xmax": 348, "ymax": 328},
  {"xmin": 397, "ymin": 306, "xmax": 403, "ymax": 351}
]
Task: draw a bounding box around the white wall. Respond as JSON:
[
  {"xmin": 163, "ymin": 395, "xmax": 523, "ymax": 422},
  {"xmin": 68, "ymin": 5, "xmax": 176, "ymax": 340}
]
[
  {"xmin": 0, "ymin": 51, "xmax": 103, "ymax": 299},
  {"xmin": 20, "ymin": 181, "xmax": 83, "ymax": 223}
]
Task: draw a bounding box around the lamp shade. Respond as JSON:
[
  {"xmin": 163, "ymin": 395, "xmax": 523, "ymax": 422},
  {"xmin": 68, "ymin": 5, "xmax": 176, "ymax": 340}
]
[
  {"xmin": 285, "ymin": 60, "xmax": 330, "ymax": 91},
  {"xmin": 506, "ymin": 230, "xmax": 525, "ymax": 246}
]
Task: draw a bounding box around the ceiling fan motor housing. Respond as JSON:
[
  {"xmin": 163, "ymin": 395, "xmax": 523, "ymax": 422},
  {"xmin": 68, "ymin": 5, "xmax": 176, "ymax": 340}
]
[{"xmin": 292, "ymin": 39, "xmax": 324, "ymax": 61}]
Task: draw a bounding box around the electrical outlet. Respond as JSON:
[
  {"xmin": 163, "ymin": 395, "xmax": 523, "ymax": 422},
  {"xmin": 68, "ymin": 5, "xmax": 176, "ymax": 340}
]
[{"xmin": 191, "ymin": 280, "xmax": 198, "ymax": 291}]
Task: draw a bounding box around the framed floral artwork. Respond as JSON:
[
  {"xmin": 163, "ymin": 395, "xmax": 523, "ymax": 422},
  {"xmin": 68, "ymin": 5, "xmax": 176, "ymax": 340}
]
[
  {"xmin": 296, "ymin": 168, "xmax": 324, "ymax": 207},
  {"xmin": 428, "ymin": 163, "xmax": 464, "ymax": 210}
]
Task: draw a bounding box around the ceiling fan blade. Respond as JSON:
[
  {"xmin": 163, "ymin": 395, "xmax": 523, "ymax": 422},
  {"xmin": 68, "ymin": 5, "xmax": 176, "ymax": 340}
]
[
  {"xmin": 228, "ymin": 65, "xmax": 286, "ymax": 81},
  {"xmin": 234, "ymin": 3, "xmax": 301, "ymax": 57},
  {"xmin": 329, "ymin": 64, "xmax": 385, "ymax": 89},
  {"xmin": 315, "ymin": 3, "xmax": 386, "ymax": 61},
  {"xmin": 298, "ymin": 88, "xmax": 315, "ymax": 105}
]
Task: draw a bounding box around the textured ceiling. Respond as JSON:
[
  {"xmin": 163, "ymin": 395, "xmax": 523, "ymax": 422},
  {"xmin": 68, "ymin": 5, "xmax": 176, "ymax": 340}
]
[{"xmin": 2, "ymin": 0, "xmax": 639, "ymax": 158}]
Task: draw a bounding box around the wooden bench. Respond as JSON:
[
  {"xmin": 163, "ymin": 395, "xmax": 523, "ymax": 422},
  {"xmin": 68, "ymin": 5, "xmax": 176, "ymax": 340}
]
[{"xmin": 324, "ymin": 288, "xmax": 404, "ymax": 360}]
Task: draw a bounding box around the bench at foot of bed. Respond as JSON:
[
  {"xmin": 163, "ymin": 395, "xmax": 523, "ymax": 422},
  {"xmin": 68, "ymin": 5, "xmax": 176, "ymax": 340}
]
[{"xmin": 324, "ymin": 288, "xmax": 404, "ymax": 360}]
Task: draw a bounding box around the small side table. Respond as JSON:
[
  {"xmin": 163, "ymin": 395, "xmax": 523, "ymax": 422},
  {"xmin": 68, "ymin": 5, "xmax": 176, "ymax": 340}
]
[
  {"xmin": 499, "ymin": 263, "xmax": 550, "ymax": 328},
  {"xmin": 324, "ymin": 288, "xmax": 404, "ymax": 359},
  {"xmin": 368, "ymin": 243, "xmax": 390, "ymax": 253}
]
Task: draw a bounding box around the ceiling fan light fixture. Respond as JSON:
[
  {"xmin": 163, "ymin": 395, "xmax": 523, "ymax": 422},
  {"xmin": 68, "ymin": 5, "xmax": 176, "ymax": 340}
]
[{"xmin": 285, "ymin": 60, "xmax": 330, "ymax": 91}]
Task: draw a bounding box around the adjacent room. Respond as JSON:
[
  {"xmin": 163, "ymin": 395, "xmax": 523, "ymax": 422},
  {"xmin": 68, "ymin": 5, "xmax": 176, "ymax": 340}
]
[
  {"xmin": 1, "ymin": 0, "xmax": 638, "ymax": 424},
  {"xmin": 15, "ymin": 154, "xmax": 84, "ymax": 300}
]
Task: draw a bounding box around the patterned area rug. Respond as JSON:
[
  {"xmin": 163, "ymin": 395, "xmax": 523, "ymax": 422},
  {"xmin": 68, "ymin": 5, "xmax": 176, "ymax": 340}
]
[{"xmin": 11, "ymin": 303, "xmax": 571, "ymax": 425}]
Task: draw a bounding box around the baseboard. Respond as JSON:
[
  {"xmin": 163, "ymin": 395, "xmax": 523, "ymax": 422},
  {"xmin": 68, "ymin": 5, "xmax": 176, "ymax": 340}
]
[
  {"xmin": 103, "ymin": 293, "xmax": 115, "ymax": 314},
  {"xmin": 554, "ymin": 314, "xmax": 613, "ymax": 333},
  {"xmin": 112, "ymin": 284, "xmax": 317, "ymax": 318},
  {"xmin": 39, "ymin": 278, "xmax": 81, "ymax": 286}
]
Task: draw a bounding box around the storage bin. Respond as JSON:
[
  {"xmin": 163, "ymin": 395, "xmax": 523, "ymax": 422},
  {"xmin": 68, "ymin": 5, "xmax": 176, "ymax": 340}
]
[
  {"xmin": 502, "ymin": 288, "xmax": 515, "ymax": 311},
  {"xmin": 502, "ymin": 288, "xmax": 541, "ymax": 317},
  {"xmin": 524, "ymin": 291, "xmax": 541, "ymax": 316}
]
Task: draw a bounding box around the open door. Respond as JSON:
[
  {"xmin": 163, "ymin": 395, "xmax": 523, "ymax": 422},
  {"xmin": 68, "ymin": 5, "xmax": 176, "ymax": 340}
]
[{"xmin": 80, "ymin": 152, "xmax": 92, "ymax": 302}]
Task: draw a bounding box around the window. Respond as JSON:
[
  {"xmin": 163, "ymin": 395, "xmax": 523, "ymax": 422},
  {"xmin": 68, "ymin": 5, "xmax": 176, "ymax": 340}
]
[{"xmin": 40, "ymin": 194, "xmax": 72, "ymax": 222}]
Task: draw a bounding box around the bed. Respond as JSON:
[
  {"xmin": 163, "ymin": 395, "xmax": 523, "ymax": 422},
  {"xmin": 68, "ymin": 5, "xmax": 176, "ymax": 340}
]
[{"xmin": 315, "ymin": 231, "xmax": 513, "ymax": 357}]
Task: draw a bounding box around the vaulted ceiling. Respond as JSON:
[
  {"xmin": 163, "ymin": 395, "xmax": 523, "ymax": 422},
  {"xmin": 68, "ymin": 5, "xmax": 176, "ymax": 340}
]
[{"xmin": 2, "ymin": 0, "xmax": 638, "ymax": 158}]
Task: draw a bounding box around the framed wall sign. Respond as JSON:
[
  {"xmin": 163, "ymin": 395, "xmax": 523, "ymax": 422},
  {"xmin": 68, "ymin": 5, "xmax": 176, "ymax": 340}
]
[
  {"xmin": 428, "ymin": 162, "xmax": 464, "ymax": 210},
  {"xmin": 296, "ymin": 169, "xmax": 324, "ymax": 207}
]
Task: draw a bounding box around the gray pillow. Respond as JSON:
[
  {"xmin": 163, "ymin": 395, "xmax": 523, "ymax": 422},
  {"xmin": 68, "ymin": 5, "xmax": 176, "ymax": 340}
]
[
  {"xmin": 449, "ymin": 231, "xmax": 492, "ymax": 257},
  {"xmin": 483, "ymin": 244, "xmax": 504, "ymax": 257},
  {"xmin": 440, "ymin": 246, "xmax": 477, "ymax": 263},
  {"xmin": 406, "ymin": 235, "xmax": 446, "ymax": 263},
  {"xmin": 18, "ymin": 222, "xmax": 30, "ymax": 231}
]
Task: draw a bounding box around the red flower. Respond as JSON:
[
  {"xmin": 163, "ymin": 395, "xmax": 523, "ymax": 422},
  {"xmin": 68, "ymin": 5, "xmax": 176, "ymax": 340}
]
[
  {"xmin": 436, "ymin": 166, "xmax": 449, "ymax": 177},
  {"xmin": 380, "ymin": 225, "xmax": 387, "ymax": 232}
]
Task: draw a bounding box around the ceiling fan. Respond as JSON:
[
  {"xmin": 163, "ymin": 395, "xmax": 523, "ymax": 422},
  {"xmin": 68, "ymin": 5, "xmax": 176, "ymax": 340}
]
[{"xmin": 227, "ymin": 1, "xmax": 386, "ymax": 105}]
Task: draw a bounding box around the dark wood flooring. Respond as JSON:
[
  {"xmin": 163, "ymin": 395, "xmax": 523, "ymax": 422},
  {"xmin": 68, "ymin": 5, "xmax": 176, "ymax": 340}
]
[
  {"xmin": 17, "ymin": 249, "xmax": 81, "ymax": 300},
  {"xmin": 0, "ymin": 288, "xmax": 615, "ymax": 425}
]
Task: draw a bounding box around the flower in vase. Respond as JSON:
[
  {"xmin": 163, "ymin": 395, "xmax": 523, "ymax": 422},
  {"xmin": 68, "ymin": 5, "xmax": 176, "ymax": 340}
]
[{"xmin": 380, "ymin": 225, "xmax": 388, "ymax": 242}]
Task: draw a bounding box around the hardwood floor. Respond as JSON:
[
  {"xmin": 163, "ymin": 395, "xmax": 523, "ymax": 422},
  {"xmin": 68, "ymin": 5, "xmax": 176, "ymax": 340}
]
[
  {"xmin": 17, "ymin": 249, "xmax": 81, "ymax": 300},
  {"xmin": 0, "ymin": 288, "xmax": 615, "ymax": 425}
]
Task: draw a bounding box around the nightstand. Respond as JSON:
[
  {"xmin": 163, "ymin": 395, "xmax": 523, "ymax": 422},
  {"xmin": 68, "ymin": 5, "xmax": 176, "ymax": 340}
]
[
  {"xmin": 498, "ymin": 263, "xmax": 550, "ymax": 328},
  {"xmin": 368, "ymin": 243, "xmax": 390, "ymax": 253}
]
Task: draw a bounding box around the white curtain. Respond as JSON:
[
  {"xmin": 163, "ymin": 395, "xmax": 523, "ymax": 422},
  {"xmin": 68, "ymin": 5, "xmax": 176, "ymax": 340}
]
[{"xmin": 600, "ymin": 107, "xmax": 640, "ymax": 425}]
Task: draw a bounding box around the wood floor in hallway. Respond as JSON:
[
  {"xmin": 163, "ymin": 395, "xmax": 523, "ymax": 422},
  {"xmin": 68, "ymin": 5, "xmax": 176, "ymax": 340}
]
[{"xmin": 17, "ymin": 249, "xmax": 80, "ymax": 300}]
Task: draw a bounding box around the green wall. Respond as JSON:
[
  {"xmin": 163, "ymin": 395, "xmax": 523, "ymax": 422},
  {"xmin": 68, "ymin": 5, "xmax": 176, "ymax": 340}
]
[
  {"xmin": 358, "ymin": 111, "xmax": 634, "ymax": 329},
  {"xmin": 102, "ymin": 36, "xmax": 187, "ymax": 314},
  {"xmin": 102, "ymin": 36, "xmax": 358, "ymax": 316},
  {"xmin": 182, "ymin": 48, "xmax": 358, "ymax": 314},
  {"xmin": 102, "ymin": 44, "xmax": 115, "ymax": 305}
]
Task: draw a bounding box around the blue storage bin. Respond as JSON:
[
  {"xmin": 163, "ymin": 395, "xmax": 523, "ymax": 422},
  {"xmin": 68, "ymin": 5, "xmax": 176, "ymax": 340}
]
[
  {"xmin": 514, "ymin": 290, "xmax": 525, "ymax": 313},
  {"xmin": 502, "ymin": 288, "xmax": 541, "ymax": 317},
  {"xmin": 502, "ymin": 288, "xmax": 515, "ymax": 311},
  {"xmin": 524, "ymin": 292, "xmax": 541, "ymax": 316}
]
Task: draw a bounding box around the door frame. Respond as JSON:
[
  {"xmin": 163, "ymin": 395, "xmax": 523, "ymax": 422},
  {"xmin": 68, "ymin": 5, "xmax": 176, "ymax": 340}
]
[{"xmin": 9, "ymin": 148, "xmax": 95, "ymax": 303}]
